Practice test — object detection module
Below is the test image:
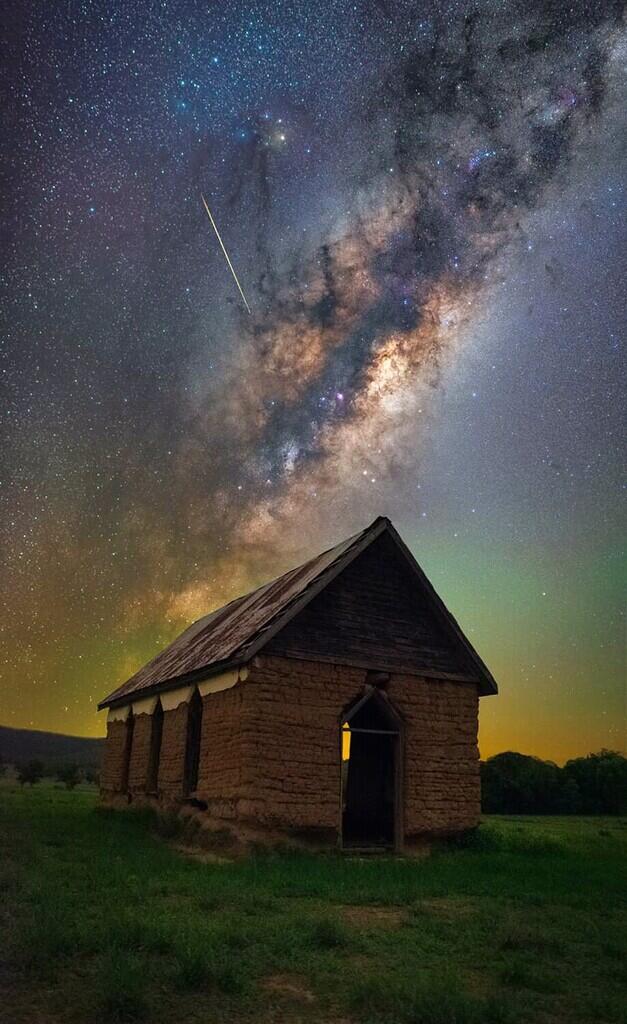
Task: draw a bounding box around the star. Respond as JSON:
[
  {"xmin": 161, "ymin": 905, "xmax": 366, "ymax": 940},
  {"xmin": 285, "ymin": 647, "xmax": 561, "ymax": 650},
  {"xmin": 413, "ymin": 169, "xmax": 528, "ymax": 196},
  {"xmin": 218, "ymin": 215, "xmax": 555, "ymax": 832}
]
[{"xmin": 0, "ymin": 0, "xmax": 623, "ymax": 767}]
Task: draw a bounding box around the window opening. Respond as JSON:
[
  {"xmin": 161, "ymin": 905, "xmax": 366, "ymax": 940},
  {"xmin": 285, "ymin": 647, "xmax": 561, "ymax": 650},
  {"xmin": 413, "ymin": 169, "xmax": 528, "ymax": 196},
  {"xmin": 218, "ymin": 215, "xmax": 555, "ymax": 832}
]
[
  {"xmin": 120, "ymin": 709, "xmax": 134, "ymax": 794},
  {"xmin": 147, "ymin": 699, "xmax": 164, "ymax": 794},
  {"xmin": 183, "ymin": 688, "xmax": 203, "ymax": 796}
]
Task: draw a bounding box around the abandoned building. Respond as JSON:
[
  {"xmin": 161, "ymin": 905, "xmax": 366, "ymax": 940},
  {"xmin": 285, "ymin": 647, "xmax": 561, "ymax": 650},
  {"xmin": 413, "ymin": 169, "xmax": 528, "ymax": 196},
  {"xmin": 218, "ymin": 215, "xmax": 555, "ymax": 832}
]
[{"xmin": 99, "ymin": 516, "xmax": 497, "ymax": 850}]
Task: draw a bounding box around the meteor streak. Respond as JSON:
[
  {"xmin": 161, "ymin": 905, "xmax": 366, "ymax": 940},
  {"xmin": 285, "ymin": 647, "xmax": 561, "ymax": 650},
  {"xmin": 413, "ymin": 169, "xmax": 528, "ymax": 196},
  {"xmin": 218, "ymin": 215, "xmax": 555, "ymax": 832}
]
[{"xmin": 201, "ymin": 193, "xmax": 251, "ymax": 314}]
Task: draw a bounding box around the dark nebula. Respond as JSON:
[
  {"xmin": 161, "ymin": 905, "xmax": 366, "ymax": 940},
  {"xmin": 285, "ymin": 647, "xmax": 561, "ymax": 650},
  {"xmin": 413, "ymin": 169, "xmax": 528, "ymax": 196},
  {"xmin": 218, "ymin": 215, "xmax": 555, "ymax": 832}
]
[{"xmin": 0, "ymin": 2, "xmax": 624, "ymax": 758}]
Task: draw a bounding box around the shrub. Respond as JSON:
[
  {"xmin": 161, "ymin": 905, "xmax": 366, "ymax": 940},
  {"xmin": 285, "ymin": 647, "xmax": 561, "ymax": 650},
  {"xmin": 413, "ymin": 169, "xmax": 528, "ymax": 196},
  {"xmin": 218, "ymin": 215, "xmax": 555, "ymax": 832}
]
[
  {"xmin": 172, "ymin": 940, "xmax": 246, "ymax": 995},
  {"xmin": 308, "ymin": 915, "xmax": 350, "ymax": 949},
  {"xmin": 57, "ymin": 764, "xmax": 81, "ymax": 790},
  {"xmin": 152, "ymin": 810, "xmax": 184, "ymax": 839},
  {"xmin": 18, "ymin": 760, "xmax": 44, "ymax": 786}
]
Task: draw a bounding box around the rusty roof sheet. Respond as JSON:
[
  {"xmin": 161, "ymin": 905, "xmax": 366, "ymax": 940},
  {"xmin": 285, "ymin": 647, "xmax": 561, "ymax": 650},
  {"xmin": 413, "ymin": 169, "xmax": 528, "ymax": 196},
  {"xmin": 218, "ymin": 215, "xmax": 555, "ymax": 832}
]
[
  {"xmin": 99, "ymin": 515, "xmax": 498, "ymax": 708},
  {"xmin": 99, "ymin": 519, "xmax": 379, "ymax": 707}
]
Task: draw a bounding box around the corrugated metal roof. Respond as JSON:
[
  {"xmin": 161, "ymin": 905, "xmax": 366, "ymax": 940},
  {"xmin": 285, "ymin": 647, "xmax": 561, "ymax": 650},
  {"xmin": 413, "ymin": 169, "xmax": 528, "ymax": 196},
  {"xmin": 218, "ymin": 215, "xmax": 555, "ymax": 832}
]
[
  {"xmin": 99, "ymin": 515, "xmax": 498, "ymax": 708},
  {"xmin": 99, "ymin": 520, "xmax": 379, "ymax": 707}
]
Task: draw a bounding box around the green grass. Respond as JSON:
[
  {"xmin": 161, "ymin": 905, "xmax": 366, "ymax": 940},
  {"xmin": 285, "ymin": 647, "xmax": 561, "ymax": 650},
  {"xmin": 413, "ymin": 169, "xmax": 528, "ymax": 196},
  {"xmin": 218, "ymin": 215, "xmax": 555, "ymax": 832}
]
[{"xmin": 1, "ymin": 781, "xmax": 626, "ymax": 1023}]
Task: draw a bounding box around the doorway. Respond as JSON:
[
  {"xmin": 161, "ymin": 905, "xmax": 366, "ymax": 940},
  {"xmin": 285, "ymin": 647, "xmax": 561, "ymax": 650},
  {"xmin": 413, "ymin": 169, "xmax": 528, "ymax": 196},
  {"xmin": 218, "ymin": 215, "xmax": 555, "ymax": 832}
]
[{"xmin": 341, "ymin": 690, "xmax": 402, "ymax": 850}]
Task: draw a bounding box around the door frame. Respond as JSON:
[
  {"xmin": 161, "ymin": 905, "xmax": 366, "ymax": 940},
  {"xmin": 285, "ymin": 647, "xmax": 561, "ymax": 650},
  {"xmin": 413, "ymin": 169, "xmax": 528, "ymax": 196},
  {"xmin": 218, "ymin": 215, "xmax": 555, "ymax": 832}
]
[{"xmin": 339, "ymin": 689, "xmax": 404, "ymax": 852}]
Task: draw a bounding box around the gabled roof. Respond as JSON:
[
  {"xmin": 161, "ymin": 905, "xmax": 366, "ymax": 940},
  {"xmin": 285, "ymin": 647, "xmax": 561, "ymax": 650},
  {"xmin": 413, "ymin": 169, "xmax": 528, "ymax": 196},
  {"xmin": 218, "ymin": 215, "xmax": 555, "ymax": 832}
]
[{"xmin": 99, "ymin": 516, "xmax": 497, "ymax": 709}]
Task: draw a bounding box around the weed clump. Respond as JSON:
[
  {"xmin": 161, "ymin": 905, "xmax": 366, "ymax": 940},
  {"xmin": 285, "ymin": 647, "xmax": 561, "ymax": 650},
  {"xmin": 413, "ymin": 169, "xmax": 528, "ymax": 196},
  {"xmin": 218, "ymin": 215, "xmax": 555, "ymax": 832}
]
[
  {"xmin": 453, "ymin": 824, "xmax": 564, "ymax": 856},
  {"xmin": 172, "ymin": 940, "xmax": 246, "ymax": 995},
  {"xmin": 308, "ymin": 916, "xmax": 350, "ymax": 949},
  {"xmin": 97, "ymin": 949, "xmax": 148, "ymax": 1021},
  {"xmin": 349, "ymin": 972, "xmax": 514, "ymax": 1024},
  {"xmin": 152, "ymin": 810, "xmax": 184, "ymax": 840}
]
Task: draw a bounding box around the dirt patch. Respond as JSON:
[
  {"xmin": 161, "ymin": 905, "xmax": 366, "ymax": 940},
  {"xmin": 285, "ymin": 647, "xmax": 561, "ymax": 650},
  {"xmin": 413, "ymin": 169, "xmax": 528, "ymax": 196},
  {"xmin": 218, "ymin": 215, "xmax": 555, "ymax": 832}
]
[
  {"xmin": 417, "ymin": 897, "xmax": 477, "ymax": 921},
  {"xmin": 262, "ymin": 974, "xmax": 316, "ymax": 1003},
  {"xmin": 169, "ymin": 842, "xmax": 231, "ymax": 864},
  {"xmin": 340, "ymin": 905, "xmax": 405, "ymax": 929}
]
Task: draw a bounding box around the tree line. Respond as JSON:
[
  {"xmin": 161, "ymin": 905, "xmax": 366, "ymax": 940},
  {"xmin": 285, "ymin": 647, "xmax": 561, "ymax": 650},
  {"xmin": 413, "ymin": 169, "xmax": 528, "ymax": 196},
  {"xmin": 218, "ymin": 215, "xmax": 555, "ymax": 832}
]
[
  {"xmin": 481, "ymin": 750, "xmax": 627, "ymax": 815},
  {"xmin": 0, "ymin": 758, "xmax": 99, "ymax": 789}
]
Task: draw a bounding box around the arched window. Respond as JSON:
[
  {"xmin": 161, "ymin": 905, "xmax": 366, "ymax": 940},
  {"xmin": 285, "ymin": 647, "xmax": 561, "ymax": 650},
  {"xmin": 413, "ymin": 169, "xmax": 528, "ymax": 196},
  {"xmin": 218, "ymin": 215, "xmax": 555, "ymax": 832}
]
[
  {"xmin": 183, "ymin": 688, "xmax": 203, "ymax": 796},
  {"xmin": 146, "ymin": 699, "xmax": 164, "ymax": 794},
  {"xmin": 341, "ymin": 689, "xmax": 402, "ymax": 850},
  {"xmin": 120, "ymin": 708, "xmax": 134, "ymax": 794}
]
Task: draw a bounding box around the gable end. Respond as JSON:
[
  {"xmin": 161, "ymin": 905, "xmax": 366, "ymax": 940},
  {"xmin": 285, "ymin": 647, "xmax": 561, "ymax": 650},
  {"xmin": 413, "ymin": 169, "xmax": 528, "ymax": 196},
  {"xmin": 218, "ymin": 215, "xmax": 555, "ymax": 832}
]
[{"xmin": 265, "ymin": 530, "xmax": 489, "ymax": 687}]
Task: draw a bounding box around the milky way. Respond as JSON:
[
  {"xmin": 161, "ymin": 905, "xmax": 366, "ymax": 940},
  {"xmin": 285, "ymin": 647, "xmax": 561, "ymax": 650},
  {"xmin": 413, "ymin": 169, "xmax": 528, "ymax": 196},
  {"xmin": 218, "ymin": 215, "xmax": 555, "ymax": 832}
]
[{"xmin": 1, "ymin": 2, "xmax": 625, "ymax": 757}]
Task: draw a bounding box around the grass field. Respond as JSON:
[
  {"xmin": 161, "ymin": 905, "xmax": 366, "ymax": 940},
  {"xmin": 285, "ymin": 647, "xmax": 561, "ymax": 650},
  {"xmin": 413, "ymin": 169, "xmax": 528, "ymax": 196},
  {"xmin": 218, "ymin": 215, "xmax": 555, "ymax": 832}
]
[{"xmin": 1, "ymin": 782, "xmax": 626, "ymax": 1023}]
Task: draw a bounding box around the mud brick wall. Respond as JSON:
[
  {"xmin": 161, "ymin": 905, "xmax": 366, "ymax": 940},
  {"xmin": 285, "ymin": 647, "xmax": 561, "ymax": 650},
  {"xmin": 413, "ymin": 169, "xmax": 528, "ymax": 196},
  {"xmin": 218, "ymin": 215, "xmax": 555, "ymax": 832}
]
[
  {"xmin": 245, "ymin": 654, "xmax": 480, "ymax": 839},
  {"xmin": 245, "ymin": 656, "xmax": 364, "ymax": 834},
  {"xmin": 101, "ymin": 719, "xmax": 129, "ymax": 794},
  {"xmin": 196, "ymin": 687, "xmax": 250, "ymax": 819},
  {"xmin": 157, "ymin": 702, "xmax": 190, "ymax": 800},
  {"xmin": 100, "ymin": 653, "xmax": 480, "ymax": 836},
  {"xmin": 387, "ymin": 673, "xmax": 480, "ymax": 836},
  {"xmin": 128, "ymin": 713, "xmax": 153, "ymax": 796}
]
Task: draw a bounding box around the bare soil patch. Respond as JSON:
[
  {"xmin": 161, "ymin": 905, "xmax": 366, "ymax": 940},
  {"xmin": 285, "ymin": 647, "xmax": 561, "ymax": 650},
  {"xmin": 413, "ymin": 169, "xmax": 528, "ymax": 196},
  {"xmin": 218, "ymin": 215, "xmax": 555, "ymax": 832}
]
[
  {"xmin": 262, "ymin": 974, "xmax": 316, "ymax": 1003},
  {"xmin": 339, "ymin": 904, "xmax": 405, "ymax": 928},
  {"xmin": 417, "ymin": 897, "xmax": 477, "ymax": 920},
  {"xmin": 169, "ymin": 842, "xmax": 231, "ymax": 863}
]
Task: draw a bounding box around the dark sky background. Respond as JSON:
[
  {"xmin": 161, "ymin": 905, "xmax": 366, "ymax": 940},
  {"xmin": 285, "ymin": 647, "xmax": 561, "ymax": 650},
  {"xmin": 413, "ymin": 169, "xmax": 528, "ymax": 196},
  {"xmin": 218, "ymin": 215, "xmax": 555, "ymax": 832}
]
[{"xmin": 1, "ymin": 1, "xmax": 625, "ymax": 760}]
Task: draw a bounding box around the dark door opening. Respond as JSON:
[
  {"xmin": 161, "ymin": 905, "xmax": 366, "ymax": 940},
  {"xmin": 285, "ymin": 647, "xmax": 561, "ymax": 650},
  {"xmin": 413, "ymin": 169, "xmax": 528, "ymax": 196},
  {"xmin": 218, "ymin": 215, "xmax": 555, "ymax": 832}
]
[{"xmin": 341, "ymin": 691, "xmax": 401, "ymax": 849}]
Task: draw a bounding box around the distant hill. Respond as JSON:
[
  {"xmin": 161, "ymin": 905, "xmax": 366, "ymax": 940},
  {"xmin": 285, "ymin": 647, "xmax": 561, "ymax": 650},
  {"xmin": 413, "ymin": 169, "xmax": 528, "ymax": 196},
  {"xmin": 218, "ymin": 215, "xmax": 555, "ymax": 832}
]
[{"xmin": 0, "ymin": 725, "xmax": 104, "ymax": 769}]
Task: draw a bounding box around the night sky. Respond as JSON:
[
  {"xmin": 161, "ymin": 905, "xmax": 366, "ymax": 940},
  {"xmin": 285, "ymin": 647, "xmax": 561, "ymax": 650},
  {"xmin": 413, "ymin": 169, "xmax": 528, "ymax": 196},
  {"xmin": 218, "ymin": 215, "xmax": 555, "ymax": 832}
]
[{"xmin": 1, "ymin": 1, "xmax": 625, "ymax": 761}]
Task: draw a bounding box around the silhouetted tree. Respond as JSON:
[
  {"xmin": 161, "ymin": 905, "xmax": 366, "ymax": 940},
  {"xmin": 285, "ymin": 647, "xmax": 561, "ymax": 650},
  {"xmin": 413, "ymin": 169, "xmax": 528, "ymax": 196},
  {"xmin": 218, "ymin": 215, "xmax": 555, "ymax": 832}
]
[
  {"xmin": 18, "ymin": 760, "xmax": 44, "ymax": 786},
  {"xmin": 563, "ymin": 751, "xmax": 627, "ymax": 815},
  {"xmin": 559, "ymin": 777, "xmax": 581, "ymax": 814},
  {"xmin": 57, "ymin": 764, "xmax": 81, "ymax": 790},
  {"xmin": 481, "ymin": 750, "xmax": 627, "ymax": 815},
  {"xmin": 481, "ymin": 752, "xmax": 562, "ymax": 813}
]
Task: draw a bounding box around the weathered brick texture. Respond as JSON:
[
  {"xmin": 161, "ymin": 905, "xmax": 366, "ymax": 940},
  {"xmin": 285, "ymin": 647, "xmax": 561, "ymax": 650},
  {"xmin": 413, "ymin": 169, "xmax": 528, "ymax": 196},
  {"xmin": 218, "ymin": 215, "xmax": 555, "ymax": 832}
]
[
  {"xmin": 243, "ymin": 657, "xmax": 362, "ymax": 834},
  {"xmin": 128, "ymin": 713, "xmax": 152, "ymax": 796},
  {"xmin": 101, "ymin": 719, "xmax": 129, "ymax": 794},
  {"xmin": 390, "ymin": 671, "xmax": 480, "ymax": 836},
  {"xmin": 244, "ymin": 655, "xmax": 480, "ymax": 839},
  {"xmin": 196, "ymin": 688, "xmax": 250, "ymax": 818},
  {"xmin": 100, "ymin": 653, "xmax": 480, "ymax": 842},
  {"xmin": 157, "ymin": 702, "xmax": 189, "ymax": 800}
]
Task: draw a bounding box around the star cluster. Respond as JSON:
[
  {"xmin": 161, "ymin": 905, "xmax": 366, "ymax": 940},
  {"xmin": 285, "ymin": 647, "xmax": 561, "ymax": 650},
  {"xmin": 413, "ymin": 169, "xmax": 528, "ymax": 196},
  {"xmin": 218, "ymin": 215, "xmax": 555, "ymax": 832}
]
[{"xmin": 1, "ymin": 1, "xmax": 624, "ymax": 759}]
